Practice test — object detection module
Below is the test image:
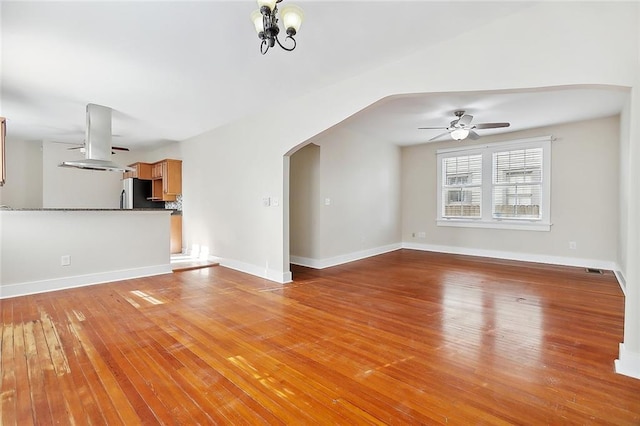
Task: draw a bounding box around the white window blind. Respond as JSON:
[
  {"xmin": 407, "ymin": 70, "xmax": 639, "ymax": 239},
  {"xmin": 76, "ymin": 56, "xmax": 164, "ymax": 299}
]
[
  {"xmin": 442, "ymin": 154, "xmax": 482, "ymax": 218},
  {"xmin": 492, "ymin": 148, "xmax": 543, "ymax": 220},
  {"xmin": 436, "ymin": 136, "xmax": 551, "ymax": 231}
]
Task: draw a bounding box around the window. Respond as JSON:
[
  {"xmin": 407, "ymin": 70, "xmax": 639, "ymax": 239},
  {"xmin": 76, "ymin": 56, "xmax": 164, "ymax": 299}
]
[
  {"xmin": 437, "ymin": 136, "xmax": 551, "ymax": 231},
  {"xmin": 442, "ymin": 155, "xmax": 481, "ymax": 218},
  {"xmin": 492, "ymin": 148, "xmax": 542, "ymax": 220}
]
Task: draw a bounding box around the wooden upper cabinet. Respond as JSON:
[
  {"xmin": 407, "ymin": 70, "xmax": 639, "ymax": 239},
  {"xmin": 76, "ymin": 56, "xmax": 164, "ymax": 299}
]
[
  {"xmin": 151, "ymin": 162, "xmax": 163, "ymax": 179},
  {"xmin": 162, "ymin": 159, "xmax": 182, "ymax": 196},
  {"xmin": 123, "ymin": 159, "xmax": 181, "ymax": 201},
  {"xmin": 123, "ymin": 162, "xmax": 152, "ymax": 180},
  {"xmin": 151, "ymin": 159, "xmax": 182, "ymax": 201}
]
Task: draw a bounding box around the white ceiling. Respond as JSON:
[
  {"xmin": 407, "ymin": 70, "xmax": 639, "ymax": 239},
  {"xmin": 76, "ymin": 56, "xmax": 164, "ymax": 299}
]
[
  {"xmin": 1, "ymin": 1, "xmax": 629, "ymax": 150},
  {"xmin": 338, "ymin": 86, "xmax": 630, "ymax": 146}
]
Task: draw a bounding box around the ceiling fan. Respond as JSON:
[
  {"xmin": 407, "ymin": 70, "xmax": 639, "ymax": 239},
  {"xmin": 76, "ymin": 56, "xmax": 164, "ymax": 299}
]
[
  {"xmin": 419, "ymin": 110, "xmax": 510, "ymax": 141},
  {"xmin": 67, "ymin": 141, "xmax": 129, "ymax": 155},
  {"xmin": 51, "ymin": 140, "xmax": 129, "ymax": 155}
]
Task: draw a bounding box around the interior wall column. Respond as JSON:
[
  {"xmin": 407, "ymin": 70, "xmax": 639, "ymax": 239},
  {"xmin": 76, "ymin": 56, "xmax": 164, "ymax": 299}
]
[{"xmin": 615, "ymin": 81, "xmax": 640, "ymax": 379}]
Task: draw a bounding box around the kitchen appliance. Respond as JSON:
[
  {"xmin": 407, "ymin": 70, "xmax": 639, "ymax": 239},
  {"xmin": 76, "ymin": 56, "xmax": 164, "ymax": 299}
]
[
  {"xmin": 121, "ymin": 178, "xmax": 165, "ymax": 209},
  {"xmin": 60, "ymin": 103, "xmax": 133, "ymax": 172}
]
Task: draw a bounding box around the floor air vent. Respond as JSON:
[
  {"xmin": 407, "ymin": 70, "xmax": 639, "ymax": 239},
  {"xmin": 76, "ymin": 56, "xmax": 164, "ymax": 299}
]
[{"xmin": 586, "ymin": 268, "xmax": 603, "ymax": 274}]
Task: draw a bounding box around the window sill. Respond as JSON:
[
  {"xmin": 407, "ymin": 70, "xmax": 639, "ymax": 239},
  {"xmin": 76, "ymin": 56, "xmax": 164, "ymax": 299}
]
[{"xmin": 437, "ymin": 219, "xmax": 551, "ymax": 231}]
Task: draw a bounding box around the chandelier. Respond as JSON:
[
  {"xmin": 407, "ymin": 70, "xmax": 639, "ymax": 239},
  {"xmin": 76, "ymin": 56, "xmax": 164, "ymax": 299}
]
[{"xmin": 251, "ymin": 0, "xmax": 304, "ymax": 54}]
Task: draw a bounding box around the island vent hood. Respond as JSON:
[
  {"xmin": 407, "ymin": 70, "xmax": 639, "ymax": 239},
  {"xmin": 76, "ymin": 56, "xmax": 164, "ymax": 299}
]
[{"xmin": 59, "ymin": 104, "xmax": 133, "ymax": 172}]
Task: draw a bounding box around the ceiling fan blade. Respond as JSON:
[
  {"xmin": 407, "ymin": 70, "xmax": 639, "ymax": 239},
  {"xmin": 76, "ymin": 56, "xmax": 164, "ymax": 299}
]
[
  {"xmin": 51, "ymin": 140, "xmax": 80, "ymax": 145},
  {"xmin": 418, "ymin": 126, "xmax": 448, "ymax": 130},
  {"xmin": 429, "ymin": 131, "xmax": 451, "ymax": 142},
  {"xmin": 458, "ymin": 114, "xmax": 473, "ymax": 127},
  {"xmin": 112, "ymin": 146, "xmax": 130, "ymax": 151},
  {"xmin": 468, "ymin": 130, "xmax": 481, "ymax": 140},
  {"xmin": 67, "ymin": 146, "xmax": 83, "ymax": 150},
  {"xmin": 473, "ymin": 122, "xmax": 510, "ymax": 129}
]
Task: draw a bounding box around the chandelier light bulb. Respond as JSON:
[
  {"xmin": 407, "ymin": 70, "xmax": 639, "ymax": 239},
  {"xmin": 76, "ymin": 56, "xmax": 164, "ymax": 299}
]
[
  {"xmin": 250, "ymin": 0, "xmax": 303, "ymax": 54},
  {"xmin": 250, "ymin": 10, "xmax": 264, "ymax": 34},
  {"xmin": 280, "ymin": 4, "xmax": 304, "ymax": 34},
  {"xmin": 257, "ymin": 0, "xmax": 278, "ymax": 13}
]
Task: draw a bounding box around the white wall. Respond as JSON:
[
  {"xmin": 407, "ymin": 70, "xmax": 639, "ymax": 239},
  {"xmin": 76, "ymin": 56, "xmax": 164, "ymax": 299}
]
[
  {"xmin": 619, "ymin": 100, "xmax": 631, "ymax": 282},
  {"xmin": 0, "ymin": 138, "xmax": 43, "ymax": 208},
  {"xmin": 135, "ymin": 141, "xmax": 182, "ymax": 164},
  {"xmin": 289, "ymin": 128, "xmax": 402, "ymax": 267},
  {"xmin": 289, "ymin": 143, "xmax": 320, "ymax": 259},
  {"xmin": 615, "ymin": 4, "xmax": 640, "ymax": 377},
  {"xmin": 317, "ymin": 128, "xmax": 401, "ymax": 260},
  {"xmin": 0, "ymin": 210, "xmax": 171, "ymax": 298},
  {"xmin": 181, "ymin": 123, "xmax": 289, "ymax": 281},
  {"xmin": 402, "ymin": 116, "xmax": 620, "ymax": 268},
  {"xmin": 41, "ymin": 141, "xmax": 136, "ymax": 208}
]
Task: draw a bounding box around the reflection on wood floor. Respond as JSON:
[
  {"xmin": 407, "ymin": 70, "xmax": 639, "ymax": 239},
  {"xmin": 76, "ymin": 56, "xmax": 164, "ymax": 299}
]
[
  {"xmin": 1, "ymin": 249, "xmax": 639, "ymax": 424},
  {"xmin": 170, "ymin": 253, "xmax": 219, "ymax": 272}
]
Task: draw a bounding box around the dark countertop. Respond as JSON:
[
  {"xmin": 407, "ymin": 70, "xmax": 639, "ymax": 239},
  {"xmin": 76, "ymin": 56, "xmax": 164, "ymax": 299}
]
[{"xmin": 0, "ymin": 208, "xmax": 173, "ymax": 212}]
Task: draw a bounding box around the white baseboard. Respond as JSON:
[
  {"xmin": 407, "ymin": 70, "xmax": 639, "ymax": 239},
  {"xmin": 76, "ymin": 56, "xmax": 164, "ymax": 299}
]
[
  {"xmin": 0, "ymin": 264, "xmax": 173, "ymax": 299},
  {"xmin": 614, "ymin": 268, "xmax": 627, "ymax": 296},
  {"xmin": 290, "ymin": 243, "xmax": 403, "ymax": 269},
  {"xmin": 402, "ymin": 242, "xmax": 618, "ymax": 271},
  {"xmin": 615, "ymin": 343, "xmax": 640, "ymax": 380},
  {"xmin": 210, "ymin": 256, "xmax": 292, "ymax": 284},
  {"xmin": 290, "ymin": 241, "xmax": 619, "ymax": 273}
]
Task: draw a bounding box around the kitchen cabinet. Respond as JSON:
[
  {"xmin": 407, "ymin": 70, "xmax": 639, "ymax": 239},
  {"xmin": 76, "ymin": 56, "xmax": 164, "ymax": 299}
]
[
  {"xmin": 171, "ymin": 214, "xmax": 182, "ymax": 254},
  {"xmin": 150, "ymin": 159, "xmax": 182, "ymax": 201},
  {"xmin": 151, "ymin": 162, "xmax": 163, "ymax": 179},
  {"xmin": 123, "ymin": 162, "xmax": 152, "ymax": 180}
]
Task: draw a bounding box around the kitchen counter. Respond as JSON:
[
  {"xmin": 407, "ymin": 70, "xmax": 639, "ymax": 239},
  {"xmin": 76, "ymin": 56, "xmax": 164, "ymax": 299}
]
[
  {"xmin": 0, "ymin": 207, "xmax": 171, "ymax": 212},
  {"xmin": 0, "ymin": 209, "xmax": 172, "ymax": 298}
]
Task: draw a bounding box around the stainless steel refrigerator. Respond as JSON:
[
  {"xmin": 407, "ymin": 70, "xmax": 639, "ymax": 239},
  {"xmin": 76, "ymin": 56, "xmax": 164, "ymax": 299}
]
[{"xmin": 120, "ymin": 178, "xmax": 165, "ymax": 209}]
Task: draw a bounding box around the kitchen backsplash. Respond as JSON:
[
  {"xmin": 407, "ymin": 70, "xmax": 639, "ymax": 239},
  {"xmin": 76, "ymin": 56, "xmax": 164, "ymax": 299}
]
[{"xmin": 165, "ymin": 194, "xmax": 182, "ymax": 211}]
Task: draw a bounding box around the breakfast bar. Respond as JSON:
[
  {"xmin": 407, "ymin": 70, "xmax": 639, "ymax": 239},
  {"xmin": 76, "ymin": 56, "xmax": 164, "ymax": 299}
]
[{"xmin": 0, "ymin": 209, "xmax": 172, "ymax": 298}]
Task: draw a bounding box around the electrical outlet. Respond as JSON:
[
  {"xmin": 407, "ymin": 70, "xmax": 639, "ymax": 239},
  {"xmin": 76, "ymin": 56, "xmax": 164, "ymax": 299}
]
[
  {"xmin": 262, "ymin": 197, "xmax": 270, "ymax": 207},
  {"xmin": 271, "ymin": 197, "xmax": 279, "ymax": 207},
  {"xmin": 324, "ymin": 198, "xmax": 331, "ymax": 206},
  {"xmin": 61, "ymin": 255, "xmax": 71, "ymax": 266},
  {"xmin": 569, "ymin": 241, "xmax": 577, "ymax": 250},
  {"xmin": 418, "ymin": 232, "xmax": 426, "ymax": 238}
]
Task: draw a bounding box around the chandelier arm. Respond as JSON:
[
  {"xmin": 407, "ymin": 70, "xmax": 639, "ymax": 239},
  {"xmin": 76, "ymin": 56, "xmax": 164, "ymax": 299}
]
[
  {"xmin": 260, "ymin": 39, "xmax": 270, "ymax": 55},
  {"xmin": 275, "ymin": 34, "xmax": 297, "ymax": 52}
]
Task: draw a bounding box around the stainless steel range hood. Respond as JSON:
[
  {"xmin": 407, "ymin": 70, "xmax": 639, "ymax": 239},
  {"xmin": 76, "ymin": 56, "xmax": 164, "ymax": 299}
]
[{"xmin": 59, "ymin": 104, "xmax": 133, "ymax": 172}]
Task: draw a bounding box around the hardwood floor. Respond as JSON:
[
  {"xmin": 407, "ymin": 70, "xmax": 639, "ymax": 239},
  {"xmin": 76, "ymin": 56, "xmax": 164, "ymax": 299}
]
[{"xmin": 1, "ymin": 250, "xmax": 639, "ymax": 424}]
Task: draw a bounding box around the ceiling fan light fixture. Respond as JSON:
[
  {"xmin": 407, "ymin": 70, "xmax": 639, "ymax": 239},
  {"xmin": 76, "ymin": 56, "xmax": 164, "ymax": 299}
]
[{"xmin": 450, "ymin": 128, "xmax": 469, "ymax": 141}]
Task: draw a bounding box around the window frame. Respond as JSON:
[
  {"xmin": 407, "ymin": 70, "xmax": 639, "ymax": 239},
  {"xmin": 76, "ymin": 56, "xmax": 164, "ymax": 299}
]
[{"xmin": 436, "ymin": 136, "xmax": 552, "ymax": 231}]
